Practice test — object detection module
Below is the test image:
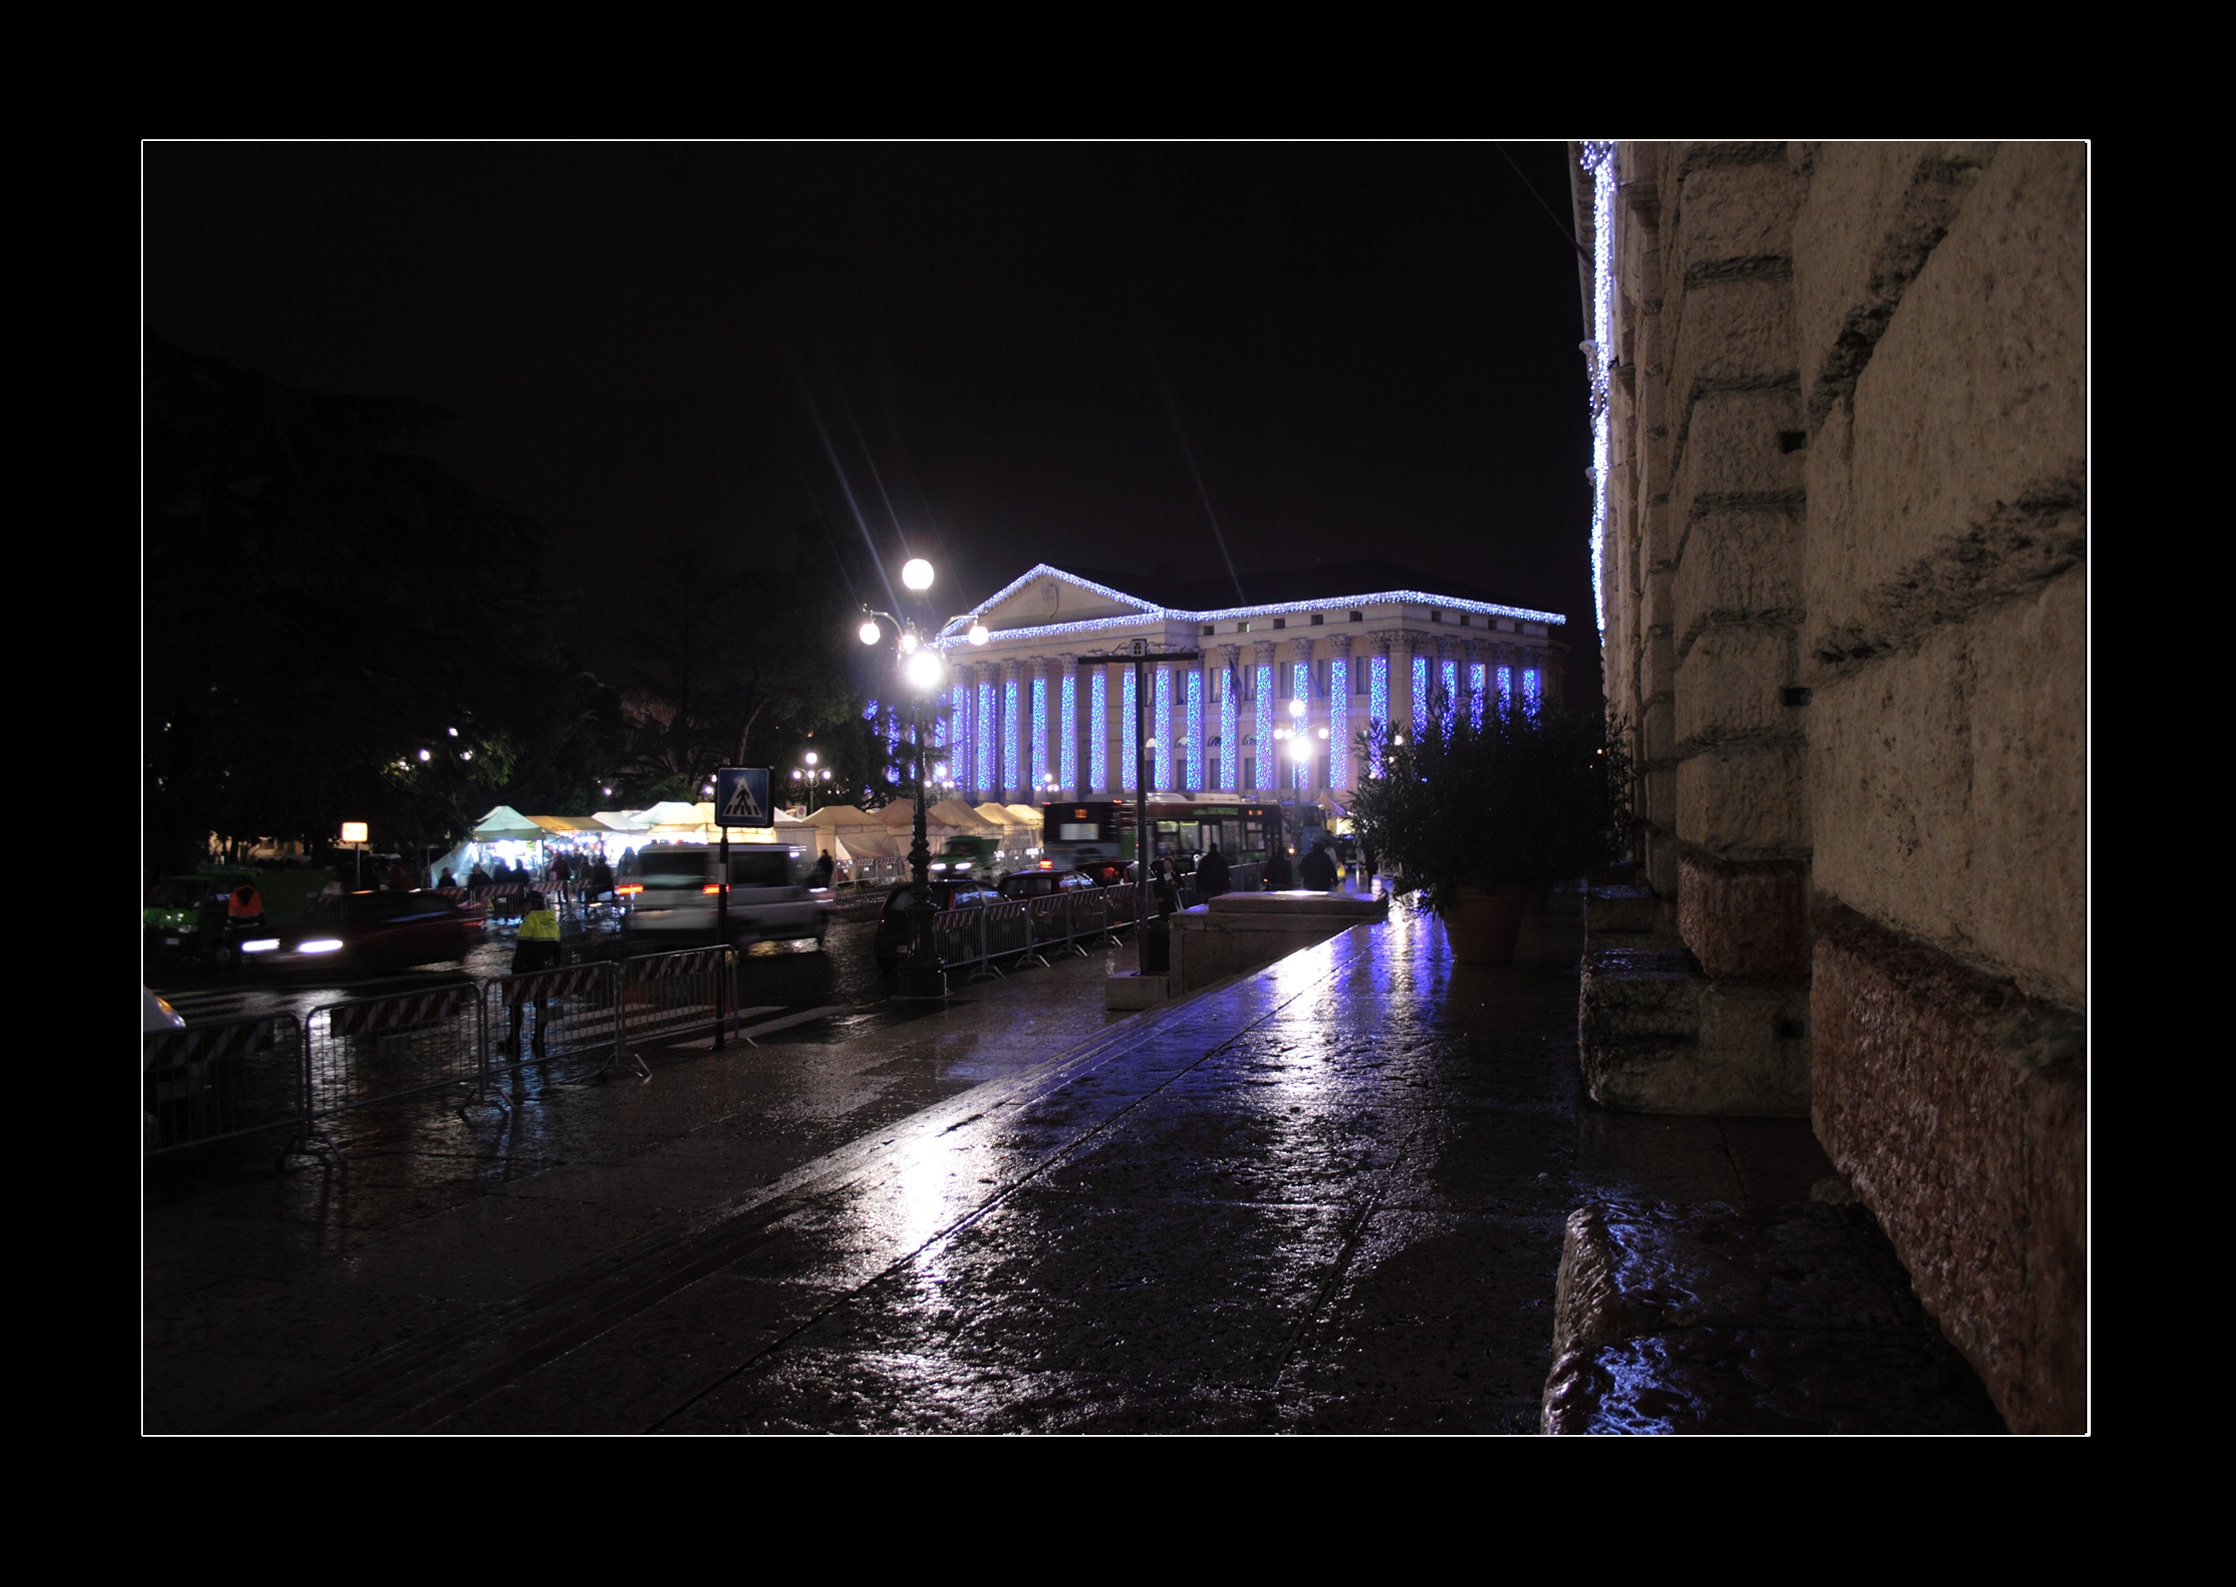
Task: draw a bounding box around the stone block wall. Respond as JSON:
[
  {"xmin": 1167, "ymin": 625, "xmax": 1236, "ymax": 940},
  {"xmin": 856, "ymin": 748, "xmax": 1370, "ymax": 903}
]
[{"xmin": 1578, "ymin": 141, "xmax": 2086, "ymax": 1430}]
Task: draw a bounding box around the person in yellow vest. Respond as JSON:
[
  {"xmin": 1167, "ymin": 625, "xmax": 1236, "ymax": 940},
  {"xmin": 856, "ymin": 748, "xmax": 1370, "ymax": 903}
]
[{"xmin": 509, "ymin": 891, "xmax": 564, "ymax": 1057}]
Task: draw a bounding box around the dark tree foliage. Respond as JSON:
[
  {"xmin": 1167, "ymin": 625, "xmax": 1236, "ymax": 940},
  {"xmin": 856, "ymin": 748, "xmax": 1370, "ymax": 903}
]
[
  {"xmin": 144, "ymin": 335, "xmax": 621, "ymax": 875},
  {"xmin": 614, "ymin": 519, "xmax": 870, "ymax": 802},
  {"xmin": 1350, "ymin": 694, "xmax": 1633, "ymax": 902}
]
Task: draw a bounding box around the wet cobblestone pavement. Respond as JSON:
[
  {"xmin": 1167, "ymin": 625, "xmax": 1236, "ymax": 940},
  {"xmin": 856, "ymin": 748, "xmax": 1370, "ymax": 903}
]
[{"xmin": 146, "ymin": 898, "xmax": 1838, "ymax": 1433}]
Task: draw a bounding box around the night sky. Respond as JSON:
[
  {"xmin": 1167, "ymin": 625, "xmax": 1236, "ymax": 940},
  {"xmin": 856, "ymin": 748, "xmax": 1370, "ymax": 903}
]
[{"xmin": 145, "ymin": 142, "xmax": 1599, "ymax": 694}]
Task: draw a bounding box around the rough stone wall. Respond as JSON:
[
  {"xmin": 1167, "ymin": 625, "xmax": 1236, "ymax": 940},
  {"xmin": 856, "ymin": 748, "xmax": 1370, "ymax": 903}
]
[{"xmin": 1585, "ymin": 142, "xmax": 2086, "ymax": 1430}]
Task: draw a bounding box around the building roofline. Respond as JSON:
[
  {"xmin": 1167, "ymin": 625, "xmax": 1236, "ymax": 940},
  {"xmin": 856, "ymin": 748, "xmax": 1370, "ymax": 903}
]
[{"xmin": 939, "ymin": 576, "xmax": 1565, "ymax": 648}]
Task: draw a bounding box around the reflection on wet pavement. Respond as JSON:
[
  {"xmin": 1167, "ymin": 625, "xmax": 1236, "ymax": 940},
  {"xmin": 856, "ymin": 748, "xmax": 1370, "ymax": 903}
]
[{"xmin": 148, "ymin": 897, "xmax": 1836, "ymax": 1434}]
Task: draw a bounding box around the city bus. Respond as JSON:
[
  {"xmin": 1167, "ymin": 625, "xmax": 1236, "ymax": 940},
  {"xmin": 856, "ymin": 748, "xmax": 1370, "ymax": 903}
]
[{"xmin": 1042, "ymin": 797, "xmax": 1320, "ymax": 874}]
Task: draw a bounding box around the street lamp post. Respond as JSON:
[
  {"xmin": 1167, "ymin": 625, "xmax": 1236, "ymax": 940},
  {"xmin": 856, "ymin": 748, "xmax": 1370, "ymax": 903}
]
[{"xmin": 857, "ymin": 558, "xmax": 989, "ymax": 1000}]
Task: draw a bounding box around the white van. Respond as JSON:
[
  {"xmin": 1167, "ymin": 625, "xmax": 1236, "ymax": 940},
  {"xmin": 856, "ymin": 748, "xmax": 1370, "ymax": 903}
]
[{"xmin": 623, "ymin": 843, "xmax": 828, "ymax": 950}]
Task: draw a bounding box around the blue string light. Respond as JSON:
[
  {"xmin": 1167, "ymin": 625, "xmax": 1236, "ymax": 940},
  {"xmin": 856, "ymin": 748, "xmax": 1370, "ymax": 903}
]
[
  {"xmin": 1154, "ymin": 667, "xmax": 1173, "ymax": 792},
  {"xmin": 1030, "ymin": 676, "xmax": 1048, "ymax": 795},
  {"xmin": 1090, "ymin": 670, "xmax": 1108, "ymax": 793},
  {"xmin": 1121, "ymin": 668, "xmax": 1137, "ymax": 793},
  {"xmin": 1219, "ymin": 666, "xmax": 1238, "ymax": 791},
  {"xmin": 1254, "ymin": 666, "xmax": 1273, "ymax": 793},
  {"xmin": 1003, "ymin": 678, "xmax": 1020, "ymax": 797},
  {"xmin": 1060, "ymin": 673, "xmax": 1077, "ymax": 798},
  {"xmin": 1184, "ymin": 669, "xmax": 1203, "ymax": 792},
  {"xmin": 1330, "ymin": 658, "xmax": 1349, "ymax": 788}
]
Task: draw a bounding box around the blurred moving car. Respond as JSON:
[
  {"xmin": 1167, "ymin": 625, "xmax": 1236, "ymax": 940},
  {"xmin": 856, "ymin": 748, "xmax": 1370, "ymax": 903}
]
[
  {"xmin": 241, "ymin": 890, "xmax": 487, "ymax": 976},
  {"xmin": 873, "ymin": 879, "xmax": 997, "ymax": 970},
  {"xmin": 623, "ymin": 843, "xmax": 828, "ymax": 950}
]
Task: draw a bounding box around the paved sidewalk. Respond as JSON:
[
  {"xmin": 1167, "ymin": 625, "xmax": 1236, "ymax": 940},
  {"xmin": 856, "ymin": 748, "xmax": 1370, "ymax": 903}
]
[{"xmin": 151, "ymin": 898, "xmax": 1835, "ymax": 1434}]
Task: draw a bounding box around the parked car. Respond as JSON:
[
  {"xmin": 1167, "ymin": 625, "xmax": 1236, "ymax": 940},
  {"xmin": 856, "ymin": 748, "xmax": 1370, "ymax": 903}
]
[
  {"xmin": 874, "ymin": 879, "xmax": 997, "ymax": 970},
  {"xmin": 143, "ymin": 871, "xmax": 260, "ymax": 968},
  {"xmin": 995, "ymin": 868, "xmax": 1100, "ymax": 902},
  {"xmin": 241, "ymin": 890, "xmax": 487, "ymax": 977},
  {"xmin": 623, "ymin": 843, "xmax": 828, "ymax": 950}
]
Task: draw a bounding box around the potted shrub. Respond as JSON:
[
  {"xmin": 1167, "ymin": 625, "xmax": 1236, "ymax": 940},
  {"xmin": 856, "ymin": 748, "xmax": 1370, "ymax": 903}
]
[{"xmin": 1351, "ymin": 694, "xmax": 1632, "ymax": 963}]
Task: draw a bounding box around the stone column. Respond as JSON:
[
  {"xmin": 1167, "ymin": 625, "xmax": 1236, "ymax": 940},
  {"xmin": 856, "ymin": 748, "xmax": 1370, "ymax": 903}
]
[
  {"xmin": 1327, "ymin": 633, "xmax": 1354, "ymax": 789},
  {"xmin": 1218, "ymin": 643, "xmax": 1242, "ymax": 792},
  {"xmin": 1250, "ymin": 640, "xmax": 1278, "ymax": 794},
  {"xmin": 1000, "ymin": 658, "xmax": 1022, "ymax": 803},
  {"xmin": 1030, "ymin": 656, "xmax": 1053, "ymax": 800}
]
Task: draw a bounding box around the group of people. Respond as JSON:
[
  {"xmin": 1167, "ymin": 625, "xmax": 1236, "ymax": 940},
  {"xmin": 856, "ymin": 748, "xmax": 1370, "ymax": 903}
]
[
  {"xmin": 1145, "ymin": 838, "xmax": 1368, "ymax": 915},
  {"xmin": 440, "ymin": 851, "xmax": 618, "ymax": 905}
]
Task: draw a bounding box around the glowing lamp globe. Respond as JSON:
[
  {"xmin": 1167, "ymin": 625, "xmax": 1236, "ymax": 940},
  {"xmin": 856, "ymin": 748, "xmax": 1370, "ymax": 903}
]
[{"xmin": 901, "ymin": 558, "xmax": 935, "ymax": 592}]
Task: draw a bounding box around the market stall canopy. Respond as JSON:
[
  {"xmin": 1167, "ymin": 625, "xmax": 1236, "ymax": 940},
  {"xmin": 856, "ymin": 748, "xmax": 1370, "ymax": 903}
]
[
  {"xmin": 929, "ymin": 800, "xmax": 1004, "ymax": 833},
  {"xmin": 803, "ymin": 805, "xmax": 875, "ymax": 827},
  {"xmin": 878, "ymin": 802, "xmax": 922, "ymax": 830},
  {"xmin": 530, "ymin": 816, "xmax": 607, "ymax": 836},
  {"xmin": 636, "ymin": 801, "xmax": 704, "ymax": 830},
  {"xmin": 1004, "ymin": 805, "xmax": 1045, "ymax": 827},
  {"xmin": 593, "ymin": 810, "xmax": 655, "ymax": 831},
  {"xmin": 976, "ymin": 803, "xmax": 1032, "ymax": 828},
  {"xmin": 470, "ymin": 806, "xmax": 544, "ymax": 841}
]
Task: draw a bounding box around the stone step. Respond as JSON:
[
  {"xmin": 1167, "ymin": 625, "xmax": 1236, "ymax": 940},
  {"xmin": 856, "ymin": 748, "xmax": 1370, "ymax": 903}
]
[
  {"xmin": 1541, "ymin": 1199, "xmax": 2004, "ymax": 1434},
  {"xmin": 1579, "ymin": 947, "xmax": 1810, "ymax": 1116}
]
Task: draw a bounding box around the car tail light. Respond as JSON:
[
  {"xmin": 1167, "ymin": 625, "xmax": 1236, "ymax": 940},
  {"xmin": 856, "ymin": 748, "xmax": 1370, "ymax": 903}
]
[
  {"xmin": 702, "ymin": 884, "xmax": 724, "ymax": 896},
  {"xmin": 617, "ymin": 884, "xmax": 643, "ymax": 896}
]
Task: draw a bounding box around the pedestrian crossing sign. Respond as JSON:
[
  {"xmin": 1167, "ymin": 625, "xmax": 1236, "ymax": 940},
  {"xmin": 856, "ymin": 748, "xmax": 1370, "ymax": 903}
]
[{"xmin": 715, "ymin": 767, "xmax": 770, "ymax": 827}]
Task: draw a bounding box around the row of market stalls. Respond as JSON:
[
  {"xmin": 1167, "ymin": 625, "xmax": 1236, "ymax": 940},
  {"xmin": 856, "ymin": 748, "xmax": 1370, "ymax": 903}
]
[{"xmin": 430, "ymin": 800, "xmax": 1049, "ymax": 889}]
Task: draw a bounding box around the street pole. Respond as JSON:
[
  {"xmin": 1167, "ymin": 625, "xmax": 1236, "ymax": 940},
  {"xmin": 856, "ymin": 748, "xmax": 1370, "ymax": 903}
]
[
  {"xmin": 897, "ymin": 688, "xmax": 947, "ymax": 999},
  {"xmin": 1075, "ymin": 644, "xmax": 1198, "ymax": 978},
  {"xmin": 715, "ymin": 816, "xmax": 729, "ymax": 1052},
  {"xmin": 1135, "ymin": 652, "xmax": 1149, "ymax": 975}
]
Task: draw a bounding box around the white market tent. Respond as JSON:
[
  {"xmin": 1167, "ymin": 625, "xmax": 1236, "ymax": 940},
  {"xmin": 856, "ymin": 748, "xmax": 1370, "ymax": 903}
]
[
  {"xmin": 929, "ymin": 800, "xmax": 1004, "ymax": 834},
  {"xmin": 470, "ymin": 805, "xmax": 544, "ymax": 841}
]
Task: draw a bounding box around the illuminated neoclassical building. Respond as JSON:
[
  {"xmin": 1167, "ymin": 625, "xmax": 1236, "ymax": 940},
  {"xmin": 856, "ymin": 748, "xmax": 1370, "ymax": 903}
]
[{"xmin": 875, "ymin": 562, "xmax": 1567, "ymax": 805}]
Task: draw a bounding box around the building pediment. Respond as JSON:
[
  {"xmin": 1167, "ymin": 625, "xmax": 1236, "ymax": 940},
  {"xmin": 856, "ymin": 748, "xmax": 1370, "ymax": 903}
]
[{"xmin": 966, "ymin": 565, "xmax": 1161, "ymax": 635}]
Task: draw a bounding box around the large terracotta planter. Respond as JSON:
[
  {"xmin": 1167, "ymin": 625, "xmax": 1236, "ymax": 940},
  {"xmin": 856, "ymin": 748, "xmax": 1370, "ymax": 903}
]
[{"xmin": 1441, "ymin": 885, "xmax": 1529, "ymax": 964}]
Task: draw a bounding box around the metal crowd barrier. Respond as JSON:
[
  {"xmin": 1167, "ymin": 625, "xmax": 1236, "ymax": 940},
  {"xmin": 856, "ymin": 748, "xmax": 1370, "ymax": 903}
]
[
  {"xmin": 150, "ymin": 881, "xmax": 1164, "ymax": 1168},
  {"xmin": 975, "ymin": 899, "xmax": 1033, "ymax": 980},
  {"xmin": 484, "ymin": 960, "xmax": 624, "ymax": 1081},
  {"xmin": 304, "ymin": 982, "xmax": 485, "ymax": 1129},
  {"xmin": 620, "ymin": 947, "xmax": 737, "ymax": 1048},
  {"xmin": 471, "ymin": 883, "xmax": 530, "ymax": 921},
  {"xmin": 931, "ymin": 905, "xmax": 984, "ymax": 972},
  {"xmin": 143, "ymin": 1012, "xmax": 307, "ymax": 1158},
  {"xmin": 1027, "ymin": 892, "xmax": 1088, "ymax": 964}
]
